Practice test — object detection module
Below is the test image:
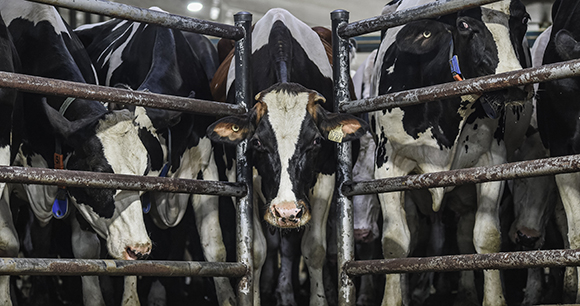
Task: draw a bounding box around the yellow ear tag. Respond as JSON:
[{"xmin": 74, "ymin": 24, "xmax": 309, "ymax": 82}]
[
  {"xmin": 232, "ymin": 124, "xmax": 240, "ymax": 132},
  {"xmin": 328, "ymin": 125, "xmax": 344, "ymax": 143}
]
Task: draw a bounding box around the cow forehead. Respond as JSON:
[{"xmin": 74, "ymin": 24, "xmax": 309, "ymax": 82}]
[
  {"xmin": 96, "ymin": 112, "xmax": 148, "ymax": 176},
  {"xmin": 262, "ymin": 90, "xmax": 310, "ymax": 140}
]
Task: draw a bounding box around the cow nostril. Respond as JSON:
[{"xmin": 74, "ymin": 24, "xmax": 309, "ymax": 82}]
[
  {"xmin": 516, "ymin": 230, "xmax": 540, "ymax": 248},
  {"xmin": 273, "ymin": 206, "xmax": 282, "ymax": 218},
  {"xmin": 296, "ymin": 209, "xmax": 303, "ymax": 219}
]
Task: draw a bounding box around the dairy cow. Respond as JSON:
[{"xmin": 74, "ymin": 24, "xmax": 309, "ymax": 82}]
[
  {"xmin": 74, "ymin": 12, "xmax": 236, "ymax": 306},
  {"xmin": 369, "ymin": 0, "xmax": 533, "ymax": 305},
  {"xmin": 0, "ymin": 1, "xmax": 152, "ymax": 305},
  {"xmin": 537, "ymin": 0, "xmax": 580, "ymax": 303},
  {"xmin": 208, "ymin": 8, "xmax": 367, "ymax": 306}
]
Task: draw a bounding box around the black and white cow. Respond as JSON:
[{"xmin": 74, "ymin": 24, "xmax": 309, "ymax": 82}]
[
  {"xmin": 0, "ymin": 1, "xmax": 152, "ymax": 305},
  {"xmin": 74, "ymin": 12, "xmax": 236, "ymax": 306},
  {"xmin": 208, "ymin": 8, "xmax": 367, "ymax": 306},
  {"xmin": 537, "ymin": 0, "xmax": 580, "ymax": 302},
  {"xmin": 369, "ymin": 0, "xmax": 533, "ymax": 305}
]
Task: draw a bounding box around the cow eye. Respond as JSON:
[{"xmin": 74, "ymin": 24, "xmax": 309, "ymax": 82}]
[
  {"xmin": 459, "ymin": 21, "xmax": 469, "ymax": 31},
  {"xmin": 251, "ymin": 138, "xmax": 265, "ymax": 151},
  {"xmin": 522, "ymin": 15, "xmax": 530, "ymax": 25},
  {"xmin": 313, "ymin": 137, "xmax": 322, "ymax": 146}
]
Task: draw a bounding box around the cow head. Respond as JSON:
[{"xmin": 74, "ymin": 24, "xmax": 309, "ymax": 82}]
[
  {"xmin": 208, "ymin": 82, "xmax": 367, "ymax": 228},
  {"xmin": 452, "ymin": 0, "xmax": 533, "ymax": 118},
  {"xmin": 43, "ymin": 101, "xmax": 152, "ymax": 260}
]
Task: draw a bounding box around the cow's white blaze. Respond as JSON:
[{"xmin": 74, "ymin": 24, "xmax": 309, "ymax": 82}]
[
  {"xmin": 262, "ymin": 90, "xmax": 309, "ymax": 205},
  {"xmin": 482, "ymin": 2, "xmax": 523, "ymax": 74},
  {"xmin": 91, "ymin": 110, "xmax": 151, "ymax": 259}
]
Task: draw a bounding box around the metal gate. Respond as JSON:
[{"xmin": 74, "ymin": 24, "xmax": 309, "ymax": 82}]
[
  {"xmin": 0, "ymin": 0, "xmax": 255, "ymax": 305},
  {"xmin": 331, "ymin": 0, "xmax": 580, "ymax": 305},
  {"xmin": 3, "ymin": 0, "xmax": 580, "ymax": 306}
]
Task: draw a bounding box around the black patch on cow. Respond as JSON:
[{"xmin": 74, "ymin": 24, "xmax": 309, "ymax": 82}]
[
  {"xmin": 251, "ymin": 117, "xmax": 281, "ymax": 203},
  {"xmin": 379, "ymin": 20, "xmax": 463, "ymax": 150}
]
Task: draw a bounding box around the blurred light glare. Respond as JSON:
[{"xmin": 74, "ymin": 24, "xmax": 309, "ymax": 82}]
[
  {"xmin": 210, "ymin": 7, "xmax": 220, "ymax": 20},
  {"xmin": 187, "ymin": 2, "xmax": 203, "ymax": 12}
]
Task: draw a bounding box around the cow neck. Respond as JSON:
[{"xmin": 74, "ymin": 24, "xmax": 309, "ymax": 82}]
[
  {"xmin": 141, "ymin": 127, "xmax": 172, "ymax": 215},
  {"xmin": 52, "ymin": 96, "xmax": 76, "ymax": 220},
  {"xmin": 449, "ymin": 38, "xmax": 464, "ymax": 81}
]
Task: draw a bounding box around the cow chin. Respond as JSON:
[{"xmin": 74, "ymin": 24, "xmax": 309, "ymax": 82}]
[{"xmin": 264, "ymin": 201, "xmax": 311, "ymax": 229}]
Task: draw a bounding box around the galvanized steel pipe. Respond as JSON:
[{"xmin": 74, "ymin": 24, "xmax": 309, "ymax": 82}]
[
  {"xmin": 339, "ymin": 58, "xmax": 580, "ymax": 114},
  {"xmin": 332, "ymin": 9, "xmax": 356, "ymax": 306},
  {"xmin": 343, "ymin": 154, "xmax": 580, "ymax": 196},
  {"xmin": 27, "ymin": 0, "xmax": 244, "ymax": 40},
  {"xmin": 344, "ymin": 249, "xmax": 580, "ymax": 276},
  {"xmin": 0, "ymin": 166, "xmax": 246, "ymax": 197},
  {"xmin": 338, "ymin": 0, "xmax": 501, "ymax": 38},
  {"xmin": 234, "ymin": 12, "xmax": 254, "ymax": 306},
  {"xmin": 0, "ymin": 71, "xmax": 245, "ymax": 117},
  {"xmin": 0, "ymin": 257, "xmax": 246, "ymax": 277}
]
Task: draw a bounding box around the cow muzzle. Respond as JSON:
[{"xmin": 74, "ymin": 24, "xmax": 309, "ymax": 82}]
[{"xmin": 265, "ymin": 201, "xmax": 311, "ymax": 228}]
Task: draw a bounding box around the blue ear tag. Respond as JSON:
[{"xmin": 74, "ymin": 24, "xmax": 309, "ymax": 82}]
[
  {"xmin": 141, "ymin": 192, "xmax": 151, "ymax": 214},
  {"xmin": 449, "ymin": 55, "xmax": 464, "ymax": 81},
  {"xmin": 52, "ymin": 188, "xmax": 69, "ymax": 219}
]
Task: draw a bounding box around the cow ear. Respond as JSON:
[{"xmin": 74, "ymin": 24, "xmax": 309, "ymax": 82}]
[
  {"xmin": 318, "ymin": 110, "xmax": 369, "ymax": 143},
  {"xmin": 555, "ymin": 29, "xmax": 580, "ymax": 61},
  {"xmin": 207, "ymin": 114, "xmax": 253, "ymax": 145},
  {"xmin": 395, "ymin": 20, "xmax": 452, "ymax": 55},
  {"xmin": 41, "ymin": 97, "xmax": 100, "ymax": 147}
]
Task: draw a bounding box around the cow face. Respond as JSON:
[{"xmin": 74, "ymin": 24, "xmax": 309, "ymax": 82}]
[
  {"xmin": 452, "ymin": 0, "xmax": 532, "ymax": 118},
  {"xmin": 208, "ymin": 82, "xmax": 367, "ymax": 228},
  {"xmin": 44, "ymin": 103, "xmax": 152, "ymax": 260}
]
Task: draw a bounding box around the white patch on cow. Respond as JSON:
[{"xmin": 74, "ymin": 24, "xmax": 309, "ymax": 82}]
[
  {"xmin": 482, "ymin": 2, "xmax": 523, "ymax": 74},
  {"xmin": 0, "ymin": 145, "xmax": 9, "ymax": 197},
  {"xmin": 99, "ymin": 22, "xmax": 140, "ymax": 86},
  {"xmin": 96, "ymin": 111, "xmax": 148, "ymax": 177},
  {"xmin": 75, "ymin": 20, "xmax": 109, "ymax": 32},
  {"xmin": 134, "ymin": 106, "xmax": 158, "ymax": 137},
  {"xmin": 226, "ymin": 8, "xmax": 332, "ymax": 93},
  {"xmin": 386, "ymin": 62, "xmax": 396, "ymax": 75},
  {"xmin": 0, "ymin": 1, "xmax": 69, "ymax": 37},
  {"xmin": 262, "ymin": 90, "xmax": 309, "ymax": 204},
  {"xmin": 12, "ymin": 150, "xmax": 55, "ymax": 226}
]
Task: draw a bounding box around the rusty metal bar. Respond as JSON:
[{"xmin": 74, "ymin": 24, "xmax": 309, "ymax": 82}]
[
  {"xmin": 27, "ymin": 0, "xmax": 244, "ymax": 40},
  {"xmin": 0, "ymin": 166, "xmax": 246, "ymax": 197},
  {"xmin": 339, "ymin": 58, "xmax": 580, "ymax": 114},
  {"xmin": 344, "ymin": 249, "xmax": 580, "ymax": 276},
  {"xmin": 343, "ymin": 154, "xmax": 580, "ymax": 197},
  {"xmin": 234, "ymin": 12, "xmax": 254, "ymax": 306},
  {"xmin": 332, "ymin": 9, "xmax": 356, "ymax": 306},
  {"xmin": 338, "ymin": 0, "xmax": 500, "ymax": 38},
  {"xmin": 0, "ymin": 71, "xmax": 245, "ymax": 117},
  {"xmin": 0, "ymin": 257, "xmax": 246, "ymax": 277}
]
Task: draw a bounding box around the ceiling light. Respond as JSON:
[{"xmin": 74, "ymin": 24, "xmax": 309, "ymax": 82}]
[{"xmin": 187, "ymin": 2, "xmax": 203, "ymax": 12}]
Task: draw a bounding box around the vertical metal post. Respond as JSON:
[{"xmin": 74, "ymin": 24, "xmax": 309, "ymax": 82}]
[
  {"xmin": 68, "ymin": 9, "xmax": 77, "ymax": 28},
  {"xmin": 331, "ymin": 9, "xmax": 356, "ymax": 306},
  {"xmin": 84, "ymin": 11, "xmax": 92, "ymax": 25},
  {"xmin": 234, "ymin": 11, "xmax": 253, "ymax": 306}
]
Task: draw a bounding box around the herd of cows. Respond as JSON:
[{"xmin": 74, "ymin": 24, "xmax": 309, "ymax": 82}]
[{"xmin": 0, "ymin": 0, "xmax": 580, "ymax": 305}]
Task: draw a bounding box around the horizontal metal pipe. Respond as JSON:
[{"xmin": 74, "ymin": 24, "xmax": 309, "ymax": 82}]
[
  {"xmin": 344, "ymin": 249, "xmax": 580, "ymax": 276},
  {"xmin": 0, "ymin": 71, "xmax": 245, "ymax": 117},
  {"xmin": 27, "ymin": 0, "xmax": 244, "ymax": 40},
  {"xmin": 342, "ymin": 154, "xmax": 580, "ymax": 196},
  {"xmin": 0, "ymin": 166, "xmax": 246, "ymax": 197},
  {"xmin": 339, "ymin": 58, "xmax": 580, "ymax": 114},
  {"xmin": 0, "ymin": 257, "xmax": 247, "ymax": 277},
  {"xmin": 338, "ymin": 0, "xmax": 500, "ymax": 38}
]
